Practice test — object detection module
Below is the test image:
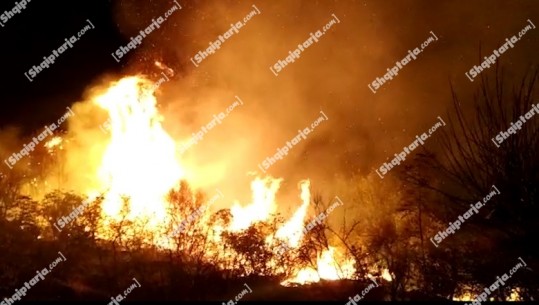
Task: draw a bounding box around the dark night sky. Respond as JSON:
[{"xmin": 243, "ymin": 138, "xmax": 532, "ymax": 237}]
[{"xmin": 0, "ymin": 0, "xmax": 121, "ymax": 133}]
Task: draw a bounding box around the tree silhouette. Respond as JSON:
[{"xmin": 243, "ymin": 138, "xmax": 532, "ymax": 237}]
[{"xmin": 407, "ymin": 68, "xmax": 539, "ymax": 300}]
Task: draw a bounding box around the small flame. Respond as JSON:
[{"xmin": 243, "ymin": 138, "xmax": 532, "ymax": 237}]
[
  {"xmin": 381, "ymin": 268, "xmax": 393, "ymax": 282},
  {"xmin": 229, "ymin": 176, "xmax": 282, "ymax": 231},
  {"xmin": 275, "ymin": 180, "xmax": 311, "ymax": 248},
  {"xmin": 281, "ymin": 246, "xmax": 356, "ymax": 286}
]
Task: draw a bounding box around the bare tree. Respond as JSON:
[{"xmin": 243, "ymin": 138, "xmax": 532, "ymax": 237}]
[{"xmin": 407, "ymin": 67, "xmax": 539, "ymax": 300}]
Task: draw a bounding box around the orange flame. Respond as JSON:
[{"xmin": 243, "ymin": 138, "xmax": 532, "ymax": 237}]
[
  {"xmin": 93, "ymin": 76, "xmax": 184, "ymax": 227},
  {"xmin": 282, "ymin": 246, "xmax": 356, "ymax": 286},
  {"xmin": 45, "ymin": 75, "xmax": 361, "ymax": 286},
  {"xmin": 275, "ymin": 180, "xmax": 311, "ymax": 248},
  {"xmin": 229, "ymin": 176, "xmax": 282, "ymax": 231}
]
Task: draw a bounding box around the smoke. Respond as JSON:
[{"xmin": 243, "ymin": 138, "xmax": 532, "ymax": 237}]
[
  {"xmin": 3, "ymin": 0, "xmax": 536, "ymax": 212},
  {"xmin": 118, "ymin": 0, "xmax": 534, "ymax": 200}
]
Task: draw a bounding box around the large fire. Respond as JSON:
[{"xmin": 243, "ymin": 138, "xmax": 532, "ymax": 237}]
[
  {"xmin": 42, "ymin": 74, "xmax": 376, "ymax": 285},
  {"xmin": 93, "ymin": 77, "xmax": 184, "ymax": 226}
]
